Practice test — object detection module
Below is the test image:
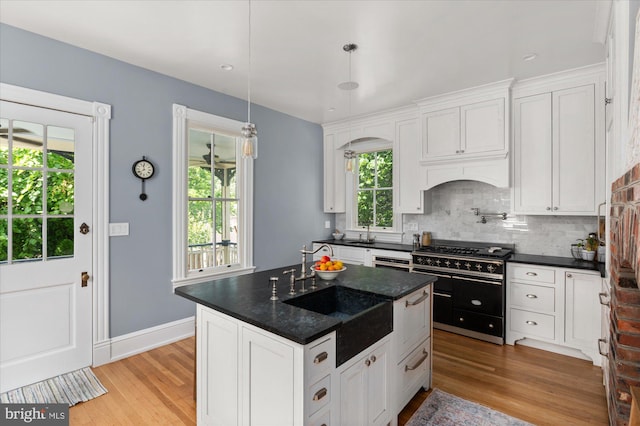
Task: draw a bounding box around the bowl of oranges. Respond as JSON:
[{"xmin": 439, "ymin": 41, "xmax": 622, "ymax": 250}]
[{"xmin": 313, "ymin": 255, "xmax": 346, "ymax": 280}]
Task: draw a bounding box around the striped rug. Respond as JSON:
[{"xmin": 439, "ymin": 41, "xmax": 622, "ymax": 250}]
[{"xmin": 0, "ymin": 367, "xmax": 107, "ymax": 407}]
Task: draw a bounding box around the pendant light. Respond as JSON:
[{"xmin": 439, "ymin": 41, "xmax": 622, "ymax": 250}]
[
  {"xmin": 241, "ymin": 0, "xmax": 258, "ymax": 159},
  {"xmin": 341, "ymin": 43, "xmax": 358, "ymax": 173}
]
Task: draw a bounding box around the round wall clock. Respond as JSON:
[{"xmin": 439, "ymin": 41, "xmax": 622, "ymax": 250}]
[{"xmin": 132, "ymin": 156, "xmax": 155, "ymax": 200}]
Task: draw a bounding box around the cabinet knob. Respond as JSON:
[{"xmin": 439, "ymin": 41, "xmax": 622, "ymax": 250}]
[
  {"xmin": 546, "ymin": 207, "xmax": 551, "ymax": 211},
  {"xmin": 370, "ymin": 355, "xmax": 377, "ymax": 363},
  {"xmin": 553, "ymin": 207, "xmax": 559, "ymax": 211},
  {"xmin": 365, "ymin": 359, "xmax": 371, "ymax": 367},
  {"xmin": 567, "ymin": 274, "xmax": 572, "ymax": 278},
  {"xmin": 488, "ymin": 323, "xmax": 494, "ymax": 329}
]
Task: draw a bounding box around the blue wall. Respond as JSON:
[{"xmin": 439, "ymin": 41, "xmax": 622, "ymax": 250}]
[{"xmin": 0, "ymin": 23, "xmax": 331, "ymax": 337}]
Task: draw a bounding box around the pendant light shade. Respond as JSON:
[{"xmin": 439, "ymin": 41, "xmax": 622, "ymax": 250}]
[{"xmin": 242, "ymin": 0, "xmax": 258, "ymax": 159}]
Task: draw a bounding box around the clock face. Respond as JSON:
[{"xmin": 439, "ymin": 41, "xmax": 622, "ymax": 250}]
[{"xmin": 133, "ymin": 160, "xmax": 154, "ymax": 179}]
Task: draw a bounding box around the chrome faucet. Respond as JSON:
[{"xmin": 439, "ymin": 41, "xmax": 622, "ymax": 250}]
[
  {"xmin": 361, "ymin": 224, "xmax": 375, "ymax": 243},
  {"xmin": 297, "ymin": 244, "xmax": 334, "ymax": 282}
]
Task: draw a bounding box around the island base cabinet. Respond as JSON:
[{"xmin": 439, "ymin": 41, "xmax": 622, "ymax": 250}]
[
  {"xmin": 396, "ymin": 338, "xmax": 431, "ymax": 411},
  {"xmin": 241, "ymin": 327, "xmax": 298, "ymax": 426},
  {"xmin": 198, "ymin": 306, "xmax": 239, "ymax": 426},
  {"xmin": 339, "ymin": 339, "xmax": 390, "ymax": 426}
]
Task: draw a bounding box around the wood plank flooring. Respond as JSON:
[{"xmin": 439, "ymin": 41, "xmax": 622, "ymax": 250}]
[{"xmin": 70, "ymin": 329, "xmax": 607, "ymax": 425}]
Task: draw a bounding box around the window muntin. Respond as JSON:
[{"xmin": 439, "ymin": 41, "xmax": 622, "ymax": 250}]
[
  {"xmin": 356, "ymin": 149, "xmax": 393, "ymax": 229},
  {"xmin": 0, "ymin": 118, "xmax": 76, "ymax": 263}
]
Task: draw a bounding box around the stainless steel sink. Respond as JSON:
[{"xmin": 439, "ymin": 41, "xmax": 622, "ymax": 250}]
[{"xmin": 283, "ymin": 286, "xmax": 392, "ymax": 366}]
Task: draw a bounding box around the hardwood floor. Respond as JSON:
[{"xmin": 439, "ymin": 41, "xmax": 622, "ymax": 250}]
[{"xmin": 70, "ymin": 329, "xmax": 607, "ymax": 425}]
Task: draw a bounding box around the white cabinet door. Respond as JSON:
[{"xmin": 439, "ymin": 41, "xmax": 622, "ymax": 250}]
[
  {"xmin": 421, "ymin": 107, "xmax": 460, "ymax": 160},
  {"xmin": 198, "ymin": 307, "xmax": 239, "ymax": 426},
  {"xmin": 241, "ymin": 328, "xmax": 297, "ymax": 426},
  {"xmin": 513, "ymin": 93, "xmax": 553, "ymax": 213},
  {"xmin": 395, "ymin": 286, "xmax": 431, "ymax": 361},
  {"xmin": 324, "ymin": 133, "xmax": 346, "ymax": 213},
  {"xmin": 460, "ymin": 98, "xmax": 505, "ymax": 155},
  {"xmin": 339, "ymin": 340, "xmax": 390, "ymax": 426},
  {"xmin": 552, "ymin": 84, "xmax": 596, "ymax": 214},
  {"xmin": 395, "ymin": 118, "xmax": 423, "ymax": 213},
  {"xmin": 565, "ymin": 271, "xmax": 602, "ymax": 366}
]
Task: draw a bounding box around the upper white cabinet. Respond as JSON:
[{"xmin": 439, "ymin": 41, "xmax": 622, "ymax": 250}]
[
  {"xmin": 417, "ymin": 80, "xmax": 512, "ymax": 164},
  {"xmin": 322, "ymin": 107, "xmax": 422, "ymax": 214},
  {"xmin": 512, "ymin": 65, "xmax": 605, "ymax": 215},
  {"xmin": 421, "ymin": 98, "xmax": 506, "ymax": 162}
]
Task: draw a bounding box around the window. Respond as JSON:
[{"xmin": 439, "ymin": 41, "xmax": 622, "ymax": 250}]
[
  {"xmin": 355, "ymin": 149, "xmax": 393, "ymax": 229},
  {"xmin": 172, "ymin": 105, "xmax": 254, "ymax": 287}
]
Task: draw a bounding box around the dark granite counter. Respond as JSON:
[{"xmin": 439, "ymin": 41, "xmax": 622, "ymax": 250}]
[
  {"xmin": 314, "ymin": 239, "xmax": 415, "ymax": 253},
  {"xmin": 175, "ymin": 263, "xmax": 435, "ymax": 345},
  {"xmin": 508, "ymin": 253, "xmax": 606, "ymax": 277}
]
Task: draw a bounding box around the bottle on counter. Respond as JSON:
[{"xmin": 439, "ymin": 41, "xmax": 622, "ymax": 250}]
[{"xmin": 421, "ymin": 232, "xmax": 432, "ymax": 247}]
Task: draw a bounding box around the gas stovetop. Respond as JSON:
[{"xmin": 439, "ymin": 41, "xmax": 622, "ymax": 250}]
[{"xmin": 413, "ymin": 239, "xmax": 514, "ymax": 260}]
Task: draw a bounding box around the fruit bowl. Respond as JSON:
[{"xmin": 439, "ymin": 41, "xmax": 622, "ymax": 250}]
[{"xmin": 314, "ymin": 266, "xmax": 347, "ymax": 281}]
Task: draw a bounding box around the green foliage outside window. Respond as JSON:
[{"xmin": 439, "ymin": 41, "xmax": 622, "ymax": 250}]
[
  {"xmin": 0, "ymin": 146, "xmax": 75, "ymax": 262},
  {"xmin": 356, "ymin": 149, "xmax": 393, "ymax": 228}
]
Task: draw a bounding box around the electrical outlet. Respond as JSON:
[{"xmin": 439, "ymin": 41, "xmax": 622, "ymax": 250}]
[
  {"xmin": 406, "ymin": 222, "xmax": 418, "ymax": 231},
  {"xmin": 324, "ymin": 221, "xmax": 331, "ymax": 229},
  {"xmin": 109, "ymin": 222, "xmax": 129, "ymax": 236}
]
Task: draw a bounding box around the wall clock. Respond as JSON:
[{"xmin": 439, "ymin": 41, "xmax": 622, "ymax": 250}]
[{"xmin": 132, "ymin": 156, "xmax": 155, "ymax": 200}]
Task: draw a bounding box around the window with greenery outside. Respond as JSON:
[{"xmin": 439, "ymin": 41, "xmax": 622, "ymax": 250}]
[
  {"xmin": 356, "ymin": 149, "xmax": 393, "ymax": 229},
  {"xmin": 0, "ymin": 121, "xmax": 75, "ymax": 263}
]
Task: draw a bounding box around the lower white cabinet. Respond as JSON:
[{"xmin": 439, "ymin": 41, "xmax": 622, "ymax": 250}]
[
  {"xmin": 339, "ymin": 338, "xmax": 391, "ymax": 426},
  {"xmin": 506, "ymin": 263, "xmax": 602, "ymax": 366},
  {"xmin": 197, "ymin": 305, "xmax": 329, "ymax": 426}
]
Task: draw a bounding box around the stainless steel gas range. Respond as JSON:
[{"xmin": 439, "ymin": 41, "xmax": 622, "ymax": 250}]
[{"xmin": 410, "ymin": 240, "xmax": 514, "ymax": 344}]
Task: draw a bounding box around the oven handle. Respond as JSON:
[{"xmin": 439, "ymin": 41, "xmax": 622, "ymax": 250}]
[
  {"xmin": 433, "ymin": 292, "xmax": 452, "ymax": 298},
  {"xmin": 412, "ymin": 270, "xmax": 452, "ymax": 279},
  {"xmin": 450, "ymin": 275, "xmax": 502, "ymax": 286}
]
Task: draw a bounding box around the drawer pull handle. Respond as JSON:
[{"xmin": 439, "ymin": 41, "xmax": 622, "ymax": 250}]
[
  {"xmin": 599, "ymin": 292, "xmax": 610, "ymax": 306},
  {"xmin": 526, "ymin": 272, "xmax": 538, "ymax": 277},
  {"xmin": 313, "ymin": 388, "xmax": 327, "ymax": 401},
  {"xmin": 406, "ymin": 290, "xmax": 429, "ymax": 307},
  {"xmin": 314, "ymin": 351, "xmax": 328, "ymax": 364},
  {"xmin": 526, "ymin": 294, "xmax": 538, "ymax": 299},
  {"xmin": 405, "ymin": 349, "xmax": 429, "ymax": 371},
  {"xmin": 525, "ymin": 320, "xmax": 537, "ymax": 326},
  {"xmin": 598, "ymin": 338, "xmax": 609, "ymax": 356},
  {"xmin": 471, "ymin": 299, "xmax": 482, "ymax": 306},
  {"xmin": 459, "ymin": 317, "xmax": 464, "ymax": 322},
  {"xmin": 434, "ymin": 292, "xmax": 452, "ymax": 298},
  {"xmin": 489, "ymin": 323, "xmax": 494, "ymax": 328}
]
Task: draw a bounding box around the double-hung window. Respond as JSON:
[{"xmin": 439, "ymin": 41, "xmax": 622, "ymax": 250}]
[
  {"xmin": 355, "ymin": 149, "xmax": 393, "ymax": 228},
  {"xmin": 172, "ymin": 105, "xmax": 254, "ymax": 287}
]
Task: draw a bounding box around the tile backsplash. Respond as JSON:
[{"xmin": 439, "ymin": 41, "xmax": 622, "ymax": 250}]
[{"xmin": 337, "ymin": 180, "xmax": 600, "ymax": 257}]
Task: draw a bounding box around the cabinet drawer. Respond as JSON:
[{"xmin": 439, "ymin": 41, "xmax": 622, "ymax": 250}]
[
  {"xmin": 339, "ymin": 246, "xmax": 367, "ymax": 264},
  {"xmin": 307, "ymin": 374, "xmax": 331, "ymax": 416},
  {"xmin": 396, "ymin": 286, "xmax": 431, "ymax": 360},
  {"xmin": 510, "ymin": 282, "xmax": 555, "ymax": 313},
  {"xmin": 510, "ymin": 265, "xmax": 556, "ymax": 284},
  {"xmin": 305, "ymin": 335, "xmax": 334, "ymax": 383},
  {"xmin": 397, "ymin": 338, "xmax": 431, "ymax": 410},
  {"xmin": 309, "ymin": 408, "xmax": 331, "ymax": 426},
  {"xmin": 510, "ymin": 308, "xmax": 555, "ymax": 340}
]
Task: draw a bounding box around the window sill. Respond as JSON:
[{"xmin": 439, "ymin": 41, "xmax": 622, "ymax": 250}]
[{"xmin": 172, "ymin": 266, "xmax": 256, "ymax": 291}]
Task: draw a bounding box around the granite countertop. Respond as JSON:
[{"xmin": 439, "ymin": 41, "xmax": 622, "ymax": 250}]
[
  {"xmin": 175, "ymin": 263, "xmax": 435, "ymax": 345},
  {"xmin": 314, "ymin": 239, "xmax": 415, "ymax": 253},
  {"xmin": 508, "ymin": 253, "xmax": 606, "ymax": 277}
]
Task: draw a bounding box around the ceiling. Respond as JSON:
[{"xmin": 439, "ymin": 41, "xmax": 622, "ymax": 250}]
[{"xmin": 0, "ymin": 0, "xmax": 608, "ymax": 124}]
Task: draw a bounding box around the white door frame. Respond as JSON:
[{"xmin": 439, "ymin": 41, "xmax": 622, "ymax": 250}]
[{"xmin": 0, "ymin": 83, "xmax": 111, "ymax": 366}]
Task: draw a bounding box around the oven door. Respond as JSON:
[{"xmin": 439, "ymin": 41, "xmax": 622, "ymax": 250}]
[{"xmin": 371, "ymin": 255, "xmax": 411, "ymax": 272}]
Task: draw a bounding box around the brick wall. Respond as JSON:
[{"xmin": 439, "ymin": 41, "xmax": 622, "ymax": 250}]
[{"xmin": 609, "ymin": 163, "xmax": 640, "ymax": 425}]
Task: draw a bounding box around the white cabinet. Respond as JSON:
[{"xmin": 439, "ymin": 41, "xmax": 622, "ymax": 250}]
[
  {"xmin": 506, "ymin": 263, "xmax": 602, "ymax": 366},
  {"xmin": 395, "ymin": 118, "xmax": 424, "ymax": 213},
  {"xmin": 197, "ymin": 305, "xmax": 334, "ymax": 426},
  {"xmin": 512, "ymin": 65, "xmax": 605, "ymax": 215},
  {"xmin": 339, "ymin": 339, "xmax": 391, "ymax": 426},
  {"xmin": 323, "ymin": 132, "xmax": 346, "ymax": 213},
  {"xmin": 420, "ymin": 98, "xmax": 506, "ymax": 162}
]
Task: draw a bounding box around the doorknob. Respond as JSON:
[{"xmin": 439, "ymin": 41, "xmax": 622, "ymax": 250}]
[{"xmin": 81, "ymin": 272, "xmax": 90, "ymax": 287}]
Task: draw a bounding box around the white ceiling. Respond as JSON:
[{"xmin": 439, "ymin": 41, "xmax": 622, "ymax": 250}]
[{"xmin": 0, "ymin": 0, "xmax": 607, "ymax": 124}]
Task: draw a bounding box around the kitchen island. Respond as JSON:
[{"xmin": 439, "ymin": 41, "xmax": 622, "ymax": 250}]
[{"xmin": 175, "ymin": 263, "xmax": 435, "ymax": 426}]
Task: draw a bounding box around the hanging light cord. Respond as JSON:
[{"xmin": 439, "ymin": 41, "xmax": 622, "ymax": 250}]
[{"xmin": 247, "ymin": 0, "xmax": 252, "ymax": 125}]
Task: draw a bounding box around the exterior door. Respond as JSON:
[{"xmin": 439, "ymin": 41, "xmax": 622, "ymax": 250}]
[{"xmin": 0, "ymin": 100, "xmax": 92, "ymax": 393}]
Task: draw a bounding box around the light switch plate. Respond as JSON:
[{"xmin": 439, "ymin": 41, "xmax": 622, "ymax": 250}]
[
  {"xmin": 406, "ymin": 222, "xmax": 418, "ymax": 231},
  {"xmin": 109, "ymin": 222, "xmax": 129, "ymax": 236},
  {"xmin": 324, "ymin": 221, "xmax": 331, "ymax": 229}
]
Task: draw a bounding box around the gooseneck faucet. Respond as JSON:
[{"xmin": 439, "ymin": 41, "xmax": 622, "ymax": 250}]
[{"xmin": 297, "ymin": 244, "xmax": 334, "ymax": 281}]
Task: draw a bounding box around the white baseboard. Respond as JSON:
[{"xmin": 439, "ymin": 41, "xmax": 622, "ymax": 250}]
[{"xmin": 92, "ymin": 316, "xmax": 195, "ymax": 366}]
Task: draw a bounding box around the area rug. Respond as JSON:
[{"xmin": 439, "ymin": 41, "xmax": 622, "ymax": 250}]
[
  {"xmin": 0, "ymin": 367, "xmax": 107, "ymax": 407},
  {"xmin": 406, "ymin": 388, "xmax": 534, "ymax": 426}
]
